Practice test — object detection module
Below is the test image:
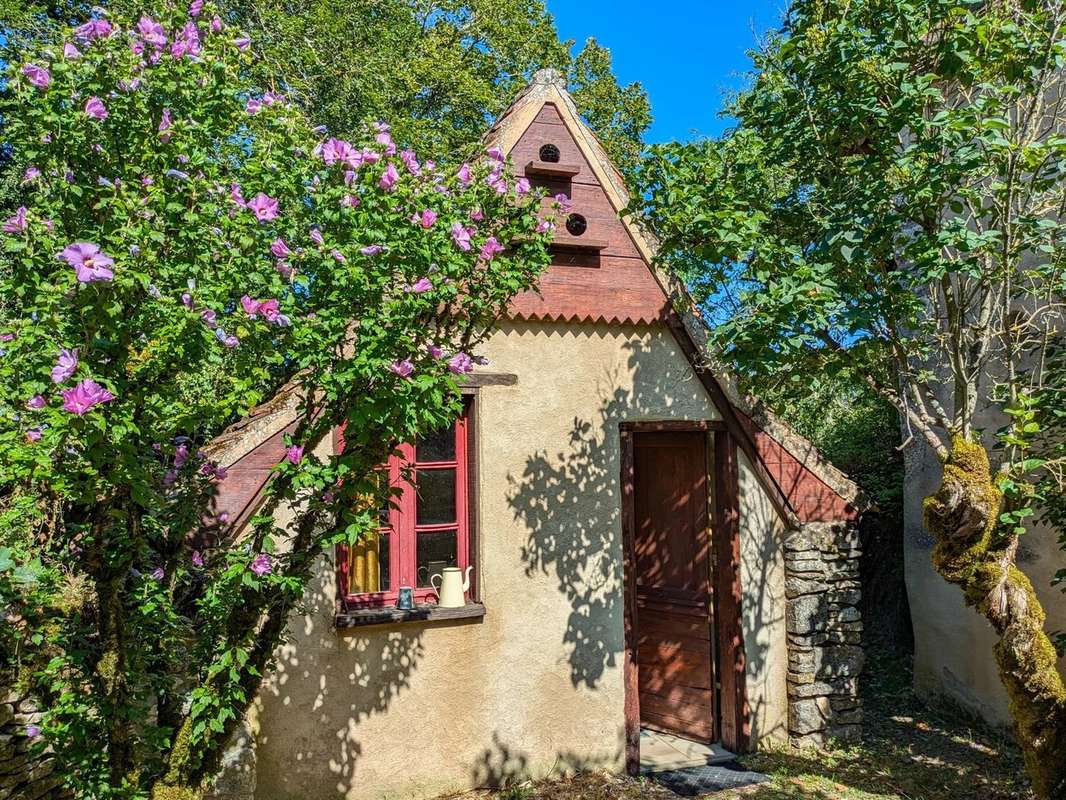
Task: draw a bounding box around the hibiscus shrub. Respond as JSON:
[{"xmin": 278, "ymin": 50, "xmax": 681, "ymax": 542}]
[{"xmin": 0, "ymin": 4, "xmax": 555, "ymax": 797}]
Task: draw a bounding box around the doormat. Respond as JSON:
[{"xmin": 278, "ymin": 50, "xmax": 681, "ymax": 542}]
[{"xmin": 648, "ymin": 761, "xmax": 769, "ymax": 796}]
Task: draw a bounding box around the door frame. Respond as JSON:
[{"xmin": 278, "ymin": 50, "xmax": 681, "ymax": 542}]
[{"xmin": 619, "ymin": 420, "xmax": 750, "ymax": 775}]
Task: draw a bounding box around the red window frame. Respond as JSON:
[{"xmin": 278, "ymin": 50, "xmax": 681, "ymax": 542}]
[{"xmin": 336, "ymin": 400, "xmax": 472, "ymax": 609}]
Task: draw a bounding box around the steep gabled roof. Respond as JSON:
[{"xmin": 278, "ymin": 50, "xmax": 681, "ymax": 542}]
[
  {"xmin": 204, "ymin": 70, "xmax": 864, "ymax": 530},
  {"xmin": 487, "ymin": 69, "xmax": 863, "ymax": 524}
]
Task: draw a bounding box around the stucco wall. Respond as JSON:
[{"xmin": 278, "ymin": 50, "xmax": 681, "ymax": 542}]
[
  {"xmin": 250, "ymin": 320, "xmax": 790, "ymax": 800},
  {"xmin": 904, "ymin": 437, "xmax": 1066, "ymax": 727}
]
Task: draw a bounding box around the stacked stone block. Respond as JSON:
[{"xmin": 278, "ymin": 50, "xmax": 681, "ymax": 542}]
[
  {"xmin": 0, "ymin": 691, "xmax": 61, "ymax": 800},
  {"xmin": 784, "ymin": 522, "xmax": 865, "ymax": 747}
]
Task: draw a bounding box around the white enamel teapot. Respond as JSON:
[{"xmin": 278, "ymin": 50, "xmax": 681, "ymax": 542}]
[{"xmin": 430, "ymin": 566, "xmax": 473, "ymax": 608}]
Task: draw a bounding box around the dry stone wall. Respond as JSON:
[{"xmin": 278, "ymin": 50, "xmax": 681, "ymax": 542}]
[
  {"xmin": 784, "ymin": 521, "xmax": 865, "ymax": 747},
  {"xmin": 0, "ymin": 691, "xmax": 62, "ymax": 800}
]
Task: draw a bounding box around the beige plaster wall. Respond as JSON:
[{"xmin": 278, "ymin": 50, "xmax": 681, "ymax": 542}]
[
  {"xmin": 251, "ymin": 320, "xmax": 790, "ymax": 800},
  {"xmin": 737, "ymin": 450, "xmax": 789, "ymax": 743}
]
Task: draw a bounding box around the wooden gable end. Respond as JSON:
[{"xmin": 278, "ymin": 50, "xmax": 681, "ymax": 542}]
[
  {"xmin": 207, "ymin": 422, "xmax": 295, "ymax": 535},
  {"xmin": 736, "ymin": 411, "xmax": 859, "ymax": 523},
  {"xmin": 507, "ymin": 103, "xmax": 670, "ymax": 325}
]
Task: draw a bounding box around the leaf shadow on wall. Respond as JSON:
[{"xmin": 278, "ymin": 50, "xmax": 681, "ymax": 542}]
[
  {"xmin": 247, "ymin": 560, "xmax": 430, "ymax": 798},
  {"xmin": 506, "ymin": 331, "xmax": 785, "ymax": 744}
]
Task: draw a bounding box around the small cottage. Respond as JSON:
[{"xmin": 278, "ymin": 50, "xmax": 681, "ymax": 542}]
[{"xmin": 206, "ymin": 70, "xmax": 865, "ymax": 800}]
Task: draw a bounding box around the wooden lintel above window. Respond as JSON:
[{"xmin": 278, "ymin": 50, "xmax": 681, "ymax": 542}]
[
  {"xmin": 525, "ymin": 160, "xmax": 581, "ymax": 178},
  {"xmin": 459, "ymin": 372, "xmax": 518, "ymax": 387},
  {"xmin": 551, "ymin": 235, "xmax": 608, "ymax": 252}
]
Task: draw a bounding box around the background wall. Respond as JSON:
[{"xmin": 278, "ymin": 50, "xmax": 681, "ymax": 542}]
[
  {"xmin": 250, "ymin": 320, "xmax": 789, "ymax": 800},
  {"xmin": 904, "ymin": 437, "xmax": 1066, "ymax": 726}
]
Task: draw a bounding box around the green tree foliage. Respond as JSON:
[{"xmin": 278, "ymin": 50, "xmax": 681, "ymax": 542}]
[
  {"xmin": 634, "ymin": 1, "xmax": 1065, "ymax": 795},
  {"xmin": 0, "ymin": 5, "xmax": 556, "ymax": 795},
  {"xmin": 217, "ymin": 0, "xmax": 651, "ymax": 173}
]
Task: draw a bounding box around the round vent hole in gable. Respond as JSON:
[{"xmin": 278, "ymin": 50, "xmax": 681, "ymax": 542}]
[
  {"xmin": 539, "ymin": 143, "xmax": 561, "ymax": 163},
  {"xmin": 565, "ymin": 213, "xmax": 587, "ymax": 237}
]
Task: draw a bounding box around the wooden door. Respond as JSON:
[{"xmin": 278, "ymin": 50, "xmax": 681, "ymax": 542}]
[{"xmin": 633, "ymin": 431, "xmax": 715, "ymax": 742}]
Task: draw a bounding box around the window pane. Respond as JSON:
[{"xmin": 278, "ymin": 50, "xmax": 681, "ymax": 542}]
[
  {"xmin": 416, "ymin": 529, "xmax": 458, "ymax": 588},
  {"xmin": 416, "ymin": 423, "xmax": 456, "ymax": 463},
  {"xmin": 417, "ymin": 468, "xmax": 456, "ymax": 525},
  {"xmin": 350, "ymin": 531, "xmax": 389, "ymax": 593}
]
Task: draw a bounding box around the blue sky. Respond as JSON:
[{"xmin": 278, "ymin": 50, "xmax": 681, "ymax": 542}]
[{"xmin": 544, "ymin": 0, "xmax": 786, "ymax": 143}]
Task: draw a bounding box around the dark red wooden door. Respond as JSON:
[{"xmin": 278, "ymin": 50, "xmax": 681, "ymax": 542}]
[{"xmin": 633, "ymin": 431, "xmax": 715, "ymax": 742}]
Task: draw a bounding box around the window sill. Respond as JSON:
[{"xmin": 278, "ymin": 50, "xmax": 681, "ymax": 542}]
[{"xmin": 334, "ymin": 602, "xmax": 486, "ymax": 630}]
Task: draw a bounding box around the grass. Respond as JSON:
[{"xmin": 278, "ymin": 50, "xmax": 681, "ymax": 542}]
[{"xmin": 448, "ymin": 648, "xmax": 1032, "ymax": 800}]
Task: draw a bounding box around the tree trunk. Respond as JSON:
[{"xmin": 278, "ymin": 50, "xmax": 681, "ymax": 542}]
[{"xmin": 924, "ymin": 437, "xmax": 1066, "ymax": 799}]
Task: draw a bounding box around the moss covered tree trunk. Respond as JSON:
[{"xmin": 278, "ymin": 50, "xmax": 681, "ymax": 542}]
[{"xmin": 924, "ymin": 438, "xmax": 1066, "ymax": 799}]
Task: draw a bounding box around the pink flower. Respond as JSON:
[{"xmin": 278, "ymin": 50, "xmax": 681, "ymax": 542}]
[
  {"xmin": 270, "ymin": 238, "xmax": 290, "ymax": 258},
  {"xmin": 3, "ymin": 207, "xmax": 28, "ymax": 234},
  {"xmin": 60, "ymin": 242, "xmax": 115, "ymax": 283},
  {"xmin": 181, "ymin": 293, "xmax": 194, "ymax": 308},
  {"xmin": 137, "ymin": 16, "xmax": 167, "ymax": 48},
  {"xmin": 258, "ymin": 298, "xmax": 280, "ymax": 322},
  {"xmin": 375, "ymin": 130, "xmax": 396, "ymax": 155},
  {"xmin": 427, "ymin": 344, "xmax": 444, "ymax": 359},
  {"xmin": 361, "ymin": 245, "xmax": 384, "ymax": 256},
  {"xmin": 233, "ymin": 36, "xmax": 251, "ymax": 51},
  {"xmin": 250, "ymin": 553, "xmax": 272, "ymax": 576},
  {"xmin": 151, "ymin": 567, "xmax": 165, "ymax": 580},
  {"xmin": 536, "ymin": 219, "xmax": 555, "ymax": 234},
  {"xmin": 245, "ymin": 98, "xmax": 262, "ymax": 115},
  {"xmin": 26, "ymin": 395, "xmax": 45, "ymax": 410},
  {"xmin": 480, "ymin": 236, "xmax": 504, "ymax": 261},
  {"xmin": 515, "ymin": 177, "xmax": 531, "ymax": 195},
  {"xmin": 309, "ymin": 227, "xmax": 324, "ymax": 246},
  {"xmin": 448, "ymin": 352, "xmax": 474, "ymax": 375},
  {"xmin": 191, "ymin": 550, "xmax": 204, "ymax": 567},
  {"xmin": 406, "ymin": 277, "xmax": 433, "ymax": 293},
  {"xmin": 400, "ymin": 149, "xmax": 420, "ymax": 175},
  {"xmin": 22, "ymin": 167, "xmax": 40, "ymax": 183},
  {"xmin": 189, "ymin": 0, "xmax": 203, "ymax": 17},
  {"xmin": 74, "ymin": 19, "xmax": 111, "ymax": 41},
  {"xmin": 361, "ymin": 148, "xmax": 381, "ymax": 164},
  {"xmin": 174, "ymin": 442, "xmax": 190, "ymax": 468},
  {"xmin": 456, "ymin": 163, "xmax": 472, "ymax": 186},
  {"xmin": 229, "ymin": 183, "xmax": 246, "ymax": 207},
  {"xmin": 418, "ymin": 209, "xmax": 438, "ymax": 229},
  {"xmin": 247, "ymin": 193, "xmax": 279, "ymax": 221},
  {"xmin": 330, "ymin": 249, "xmax": 346, "ymax": 262},
  {"xmin": 63, "ymin": 42, "xmax": 81, "ymax": 59},
  {"xmin": 84, "ymin": 96, "xmax": 108, "ymax": 120},
  {"xmin": 26, "ymin": 428, "xmax": 42, "ymax": 443},
  {"xmin": 61, "ymin": 379, "xmax": 114, "ymax": 415},
  {"xmin": 22, "ymin": 64, "xmax": 50, "ymax": 89},
  {"xmin": 275, "ymin": 262, "xmax": 293, "ymax": 280},
  {"xmin": 451, "ymin": 222, "xmax": 471, "ymax": 251},
  {"xmin": 51, "ymin": 348, "xmax": 78, "ymax": 383},
  {"xmin": 25, "ymin": 725, "xmax": 41, "ymax": 739},
  {"xmin": 469, "ymin": 207, "xmax": 484, "ymax": 222},
  {"xmin": 158, "ymin": 107, "xmax": 173, "ymax": 141},
  {"xmin": 211, "ymin": 16, "xmax": 222, "ymax": 32},
  {"xmin": 486, "ymin": 146, "xmax": 505, "ymax": 162},
  {"xmin": 391, "ymin": 359, "xmax": 414, "ymax": 378},
  {"xmin": 554, "ymin": 192, "xmax": 573, "ymax": 212},
  {"xmin": 379, "ymin": 163, "xmax": 399, "ymax": 191},
  {"xmin": 285, "ymin": 444, "xmax": 304, "ymax": 464}
]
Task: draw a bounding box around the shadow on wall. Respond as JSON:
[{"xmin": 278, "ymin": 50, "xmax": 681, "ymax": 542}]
[
  {"xmin": 470, "ymin": 731, "xmax": 623, "ymax": 790},
  {"xmin": 254, "ymin": 565, "xmax": 429, "ymax": 798},
  {"xmin": 507, "ymin": 331, "xmax": 780, "ymax": 743}
]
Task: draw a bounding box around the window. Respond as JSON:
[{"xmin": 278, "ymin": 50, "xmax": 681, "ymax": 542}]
[{"xmin": 339, "ymin": 400, "xmax": 473, "ymax": 608}]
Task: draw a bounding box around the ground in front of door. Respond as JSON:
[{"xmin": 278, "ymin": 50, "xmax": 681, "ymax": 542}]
[{"xmin": 442, "ymin": 649, "xmax": 1032, "ymax": 800}]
